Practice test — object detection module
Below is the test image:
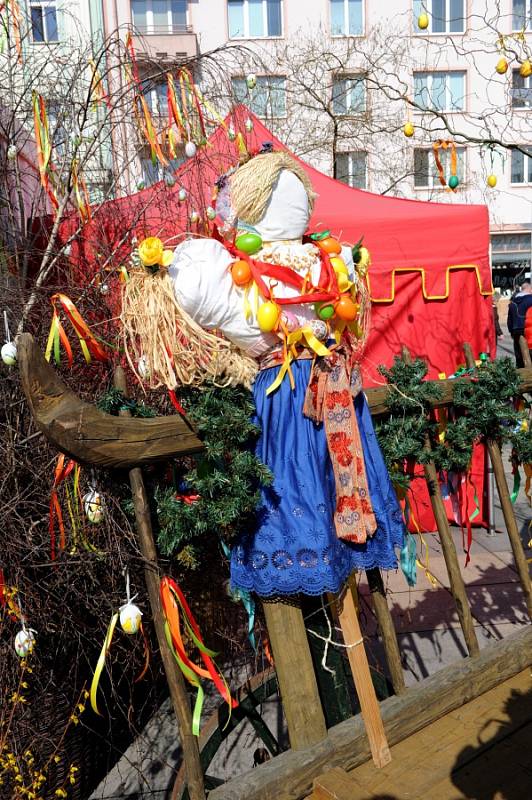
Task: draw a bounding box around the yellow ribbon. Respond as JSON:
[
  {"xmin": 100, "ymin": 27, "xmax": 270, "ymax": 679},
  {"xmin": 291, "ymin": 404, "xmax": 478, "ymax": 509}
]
[
  {"xmin": 266, "ymin": 326, "xmax": 331, "ymax": 396},
  {"xmin": 90, "ymin": 613, "xmax": 119, "ymax": 715}
]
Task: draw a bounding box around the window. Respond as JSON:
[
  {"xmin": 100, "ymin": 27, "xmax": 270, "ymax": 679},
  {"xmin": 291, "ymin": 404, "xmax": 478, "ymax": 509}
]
[
  {"xmin": 330, "ymin": 0, "xmax": 363, "ymax": 36},
  {"xmin": 511, "ymin": 69, "xmax": 532, "ymax": 108},
  {"xmin": 131, "ymin": 0, "xmax": 187, "ymax": 34},
  {"xmin": 512, "ymin": 0, "xmax": 532, "ymax": 30},
  {"xmin": 335, "ymin": 151, "xmax": 367, "ymax": 189},
  {"xmin": 139, "ymin": 146, "xmax": 184, "ymax": 187},
  {"xmin": 332, "ymin": 75, "xmax": 366, "ymax": 115},
  {"xmin": 141, "ymin": 78, "xmax": 168, "ymax": 116},
  {"xmin": 46, "ymin": 103, "xmax": 68, "ymax": 156},
  {"xmin": 510, "ymin": 147, "xmax": 532, "ymax": 184},
  {"xmin": 232, "ymin": 75, "xmax": 286, "ymax": 117},
  {"xmin": 414, "ymin": 71, "xmax": 465, "ymax": 111},
  {"xmin": 413, "ymin": 0, "xmax": 465, "ymax": 33},
  {"xmin": 413, "ymin": 147, "xmax": 465, "ymax": 188},
  {"xmin": 30, "ymin": 1, "xmax": 59, "ymax": 43},
  {"xmin": 228, "ymin": 0, "xmax": 282, "ymax": 38}
]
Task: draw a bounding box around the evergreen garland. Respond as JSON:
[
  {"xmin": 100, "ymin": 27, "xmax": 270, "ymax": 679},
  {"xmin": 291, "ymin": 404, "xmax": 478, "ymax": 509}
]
[{"xmin": 97, "ymin": 388, "xmax": 156, "ymax": 417}]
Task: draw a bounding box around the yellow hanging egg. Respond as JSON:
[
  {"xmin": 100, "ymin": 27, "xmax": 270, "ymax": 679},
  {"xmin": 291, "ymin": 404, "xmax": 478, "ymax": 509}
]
[
  {"xmin": 487, "ymin": 174, "xmax": 497, "ymax": 188},
  {"xmin": 257, "ymin": 301, "xmax": 280, "ymax": 332},
  {"xmin": 403, "ymin": 122, "xmax": 415, "ymax": 137},
  {"xmin": 418, "ymin": 13, "xmax": 429, "ymax": 29},
  {"xmin": 520, "ymin": 60, "xmax": 532, "ymax": 78},
  {"xmin": 495, "ymin": 58, "xmax": 508, "ymax": 75},
  {"xmin": 330, "ymin": 256, "xmax": 348, "ymax": 275}
]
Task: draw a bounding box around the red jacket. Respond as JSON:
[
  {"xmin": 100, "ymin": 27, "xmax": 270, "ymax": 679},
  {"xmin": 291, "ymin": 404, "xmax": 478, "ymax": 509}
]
[{"xmin": 525, "ymin": 306, "xmax": 532, "ymax": 350}]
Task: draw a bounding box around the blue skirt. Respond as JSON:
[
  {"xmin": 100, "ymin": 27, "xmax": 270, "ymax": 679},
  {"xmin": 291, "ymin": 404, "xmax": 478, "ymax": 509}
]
[{"xmin": 231, "ymin": 359, "xmax": 405, "ymax": 597}]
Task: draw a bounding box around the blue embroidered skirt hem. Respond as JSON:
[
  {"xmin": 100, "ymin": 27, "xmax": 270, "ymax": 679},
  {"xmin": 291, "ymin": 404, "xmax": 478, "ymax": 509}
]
[{"xmin": 230, "ymin": 359, "xmax": 405, "ymax": 597}]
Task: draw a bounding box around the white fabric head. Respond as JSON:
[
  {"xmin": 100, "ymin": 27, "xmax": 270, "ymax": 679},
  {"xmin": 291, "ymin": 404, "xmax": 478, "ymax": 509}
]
[{"xmin": 249, "ymin": 170, "xmax": 310, "ymax": 241}]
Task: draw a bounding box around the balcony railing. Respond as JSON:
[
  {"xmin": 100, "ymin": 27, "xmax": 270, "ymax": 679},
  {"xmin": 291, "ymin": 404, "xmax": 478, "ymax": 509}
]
[{"xmin": 132, "ymin": 24, "xmax": 193, "ymax": 36}]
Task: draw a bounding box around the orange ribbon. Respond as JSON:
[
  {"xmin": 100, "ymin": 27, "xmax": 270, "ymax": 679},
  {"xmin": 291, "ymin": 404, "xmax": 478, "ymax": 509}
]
[
  {"xmin": 49, "ymin": 454, "xmax": 76, "ymax": 559},
  {"xmin": 432, "ymin": 140, "xmax": 457, "ymax": 188},
  {"xmin": 50, "ymin": 294, "xmax": 108, "ymax": 364}
]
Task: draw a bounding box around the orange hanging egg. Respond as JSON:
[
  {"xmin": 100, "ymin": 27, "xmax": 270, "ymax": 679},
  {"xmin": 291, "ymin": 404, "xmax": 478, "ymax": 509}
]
[
  {"xmin": 335, "ymin": 295, "xmax": 359, "ymax": 322},
  {"xmin": 317, "ymin": 237, "xmax": 342, "ymax": 255},
  {"xmin": 231, "ymin": 259, "xmax": 252, "ymax": 286}
]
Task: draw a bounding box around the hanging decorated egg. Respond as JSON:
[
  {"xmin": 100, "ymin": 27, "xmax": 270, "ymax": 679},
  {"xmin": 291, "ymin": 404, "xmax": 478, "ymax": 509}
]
[
  {"xmin": 235, "ymin": 232, "xmax": 262, "ymax": 254},
  {"xmin": 178, "ymin": 188, "xmax": 187, "ymax": 202},
  {"xmin": 83, "ymin": 490, "xmax": 104, "ymax": 524},
  {"xmin": 1, "ymin": 341, "xmax": 17, "ymax": 366},
  {"xmin": 403, "ymin": 122, "xmax": 415, "ymax": 137},
  {"xmin": 314, "ymin": 303, "xmax": 335, "ymax": 320},
  {"xmin": 520, "ymin": 60, "xmax": 532, "ymax": 78},
  {"xmin": 495, "ymin": 58, "xmax": 508, "ymax": 74},
  {"xmin": 448, "ymin": 175, "xmax": 459, "ymax": 190},
  {"xmin": 185, "ymin": 141, "xmax": 197, "ymax": 158},
  {"xmin": 136, "ymin": 179, "xmax": 146, "ymax": 191},
  {"xmin": 14, "ymin": 629, "xmax": 36, "ymax": 658},
  {"xmin": 335, "ymin": 295, "xmax": 359, "ymax": 322},
  {"xmin": 418, "ymin": 13, "xmax": 429, "ymax": 29},
  {"xmin": 231, "ymin": 259, "xmax": 252, "ymax": 286},
  {"xmin": 206, "ymin": 206, "xmax": 216, "ymax": 220},
  {"xmin": 309, "ymin": 319, "xmax": 328, "ymax": 341},
  {"xmin": 245, "ymin": 117, "xmax": 253, "ymax": 132},
  {"xmin": 246, "ymin": 74, "xmax": 257, "ymax": 90},
  {"xmin": 138, "ymin": 355, "xmax": 150, "ymax": 379},
  {"xmin": 165, "ymin": 174, "xmax": 176, "ymax": 188},
  {"xmin": 99, "ymin": 283, "xmax": 109, "ymax": 295},
  {"xmin": 487, "ymin": 174, "xmax": 497, "ymax": 188},
  {"xmin": 228, "ymin": 125, "xmax": 236, "ymax": 141},
  {"xmin": 7, "ymin": 144, "xmax": 17, "ymax": 160},
  {"xmin": 190, "ymin": 210, "xmax": 200, "ymax": 223},
  {"xmin": 257, "ymin": 301, "xmax": 280, "ymax": 332},
  {"xmin": 317, "ymin": 236, "xmax": 342, "ymax": 255},
  {"xmin": 119, "ymin": 603, "xmax": 142, "ymax": 635},
  {"xmin": 330, "ymin": 256, "xmax": 348, "ymax": 275}
]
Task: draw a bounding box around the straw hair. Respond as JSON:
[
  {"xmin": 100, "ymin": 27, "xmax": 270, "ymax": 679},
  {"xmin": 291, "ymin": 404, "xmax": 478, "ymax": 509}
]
[
  {"xmin": 230, "ymin": 152, "xmax": 316, "ymax": 226},
  {"xmin": 121, "ymin": 268, "xmax": 257, "ymax": 390}
]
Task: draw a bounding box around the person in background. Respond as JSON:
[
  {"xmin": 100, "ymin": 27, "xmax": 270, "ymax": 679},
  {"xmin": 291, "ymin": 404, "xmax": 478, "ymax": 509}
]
[
  {"xmin": 507, "ymin": 282, "xmax": 532, "ymax": 367},
  {"xmin": 493, "ymin": 291, "xmax": 503, "ymax": 339}
]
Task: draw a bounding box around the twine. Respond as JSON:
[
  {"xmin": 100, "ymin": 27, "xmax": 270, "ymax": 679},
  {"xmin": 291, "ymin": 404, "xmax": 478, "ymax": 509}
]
[{"xmin": 230, "ymin": 152, "xmax": 316, "ymax": 226}]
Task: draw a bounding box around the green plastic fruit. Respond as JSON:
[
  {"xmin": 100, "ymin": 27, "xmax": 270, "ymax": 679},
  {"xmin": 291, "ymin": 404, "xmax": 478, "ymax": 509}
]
[
  {"xmin": 235, "ymin": 232, "xmax": 263, "ymax": 255},
  {"xmin": 315, "ymin": 303, "xmax": 335, "ymax": 320}
]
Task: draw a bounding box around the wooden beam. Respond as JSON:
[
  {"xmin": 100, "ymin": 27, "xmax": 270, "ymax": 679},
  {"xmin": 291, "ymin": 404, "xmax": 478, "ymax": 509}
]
[
  {"xmin": 114, "ymin": 368, "xmax": 206, "ymax": 800},
  {"xmin": 365, "ymin": 568, "xmax": 405, "ymax": 695},
  {"xmin": 463, "ymin": 343, "xmax": 532, "ymax": 619},
  {"xmin": 208, "ymin": 624, "xmax": 532, "ymax": 800},
  {"xmin": 518, "ymin": 335, "xmax": 532, "ymax": 368},
  {"xmin": 262, "ymin": 599, "xmax": 327, "ymax": 751}
]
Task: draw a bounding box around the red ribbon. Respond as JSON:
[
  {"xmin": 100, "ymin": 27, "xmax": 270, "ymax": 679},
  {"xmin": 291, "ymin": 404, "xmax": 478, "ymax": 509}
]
[{"xmin": 49, "ymin": 454, "xmax": 76, "ymax": 559}]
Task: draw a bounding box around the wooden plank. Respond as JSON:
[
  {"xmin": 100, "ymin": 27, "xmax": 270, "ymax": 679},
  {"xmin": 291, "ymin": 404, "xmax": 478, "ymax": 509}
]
[
  {"xmin": 208, "ymin": 624, "xmax": 532, "ymax": 800},
  {"xmin": 17, "ymin": 333, "xmax": 203, "ymax": 468},
  {"xmin": 518, "ymin": 334, "xmax": 532, "ymax": 368},
  {"xmin": 114, "ymin": 368, "xmax": 206, "ymax": 800},
  {"xmin": 262, "ymin": 599, "xmax": 327, "ymax": 751},
  {"xmin": 336, "ymin": 579, "xmax": 391, "ymax": 768},
  {"xmin": 462, "ymin": 344, "xmax": 532, "ymax": 619},
  {"xmin": 365, "ymin": 568, "xmax": 405, "ymax": 695},
  {"xmin": 310, "ymin": 767, "xmax": 359, "ymax": 799}
]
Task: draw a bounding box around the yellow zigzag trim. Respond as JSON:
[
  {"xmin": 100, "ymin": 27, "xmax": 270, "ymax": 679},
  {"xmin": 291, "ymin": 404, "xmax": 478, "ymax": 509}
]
[{"xmin": 368, "ymin": 264, "xmax": 493, "ymax": 303}]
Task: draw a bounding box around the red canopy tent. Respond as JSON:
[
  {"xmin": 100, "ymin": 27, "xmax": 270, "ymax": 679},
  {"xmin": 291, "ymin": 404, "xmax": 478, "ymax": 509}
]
[{"xmin": 59, "ymin": 106, "xmax": 494, "ymax": 534}]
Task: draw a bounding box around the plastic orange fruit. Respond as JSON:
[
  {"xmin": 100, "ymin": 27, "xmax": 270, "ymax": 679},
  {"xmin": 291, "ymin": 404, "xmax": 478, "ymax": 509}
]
[
  {"xmin": 231, "ymin": 260, "xmax": 252, "ymax": 286},
  {"xmin": 335, "ymin": 295, "xmax": 359, "ymax": 322},
  {"xmin": 317, "ymin": 237, "xmax": 342, "ymax": 255}
]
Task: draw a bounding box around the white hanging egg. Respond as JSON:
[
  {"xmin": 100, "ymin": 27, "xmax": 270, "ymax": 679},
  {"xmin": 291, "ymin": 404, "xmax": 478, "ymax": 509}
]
[
  {"xmin": 14, "ymin": 629, "xmax": 36, "ymax": 658},
  {"xmin": 185, "ymin": 141, "xmax": 197, "ymax": 158},
  {"xmin": 99, "ymin": 283, "xmax": 109, "ymax": 295},
  {"xmin": 1, "ymin": 341, "xmax": 17, "ymax": 366},
  {"xmin": 228, "ymin": 126, "xmax": 236, "ymax": 141},
  {"xmin": 206, "ymin": 206, "xmax": 216, "ymax": 220},
  {"xmin": 83, "ymin": 489, "xmax": 104, "ymax": 524},
  {"xmin": 178, "ymin": 188, "xmax": 187, "ymax": 202},
  {"xmin": 119, "ymin": 603, "xmax": 142, "ymax": 635},
  {"xmin": 165, "ymin": 173, "xmax": 176, "ymax": 188},
  {"xmin": 190, "ymin": 210, "xmax": 199, "ymax": 223},
  {"xmin": 245, "ymin": 117, "xmax": 253, "ymax": 132},
  {"xmin": 137, "ymin": 355, "xmax": 150, "ymax": 380},
  {"xmin": 246, "ymin": 73, "xmax": 257, "ymax": 90},
  {"xmin": 7, "ymin": 144, "xmax": 17, "ymax": 161}
]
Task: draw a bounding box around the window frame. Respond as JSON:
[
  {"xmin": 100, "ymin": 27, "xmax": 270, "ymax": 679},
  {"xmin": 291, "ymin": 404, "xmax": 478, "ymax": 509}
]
[
  {"xmin": 511, "ymin": 69, "xmax": 532, "ymax": 109},
  {"xmin": 412, "ymin": 0, "xmax": 466, "ymax": 35},
  {"xmin": 227, "ymin": 0, "xmax": 283, "ymax": 40},
  {"xmin": 131, "ymin": 0, "xmax": 188, "ymax": 35},
  {"xmin": 331, "ymin": 74, "xmax": 367, "ymax": 116},
  {"xmin": 413, "ymin": 69, "xmax": 466, "ymax": 112},
  {"xmin": 30, "ymin": 0, "xmax": 59, "ymax": 44},
  {"xmin": 231, "ymin": 74, "xmax": 287, "ymax": 118},
  {"xmin": 413, "ymin": 145, "xmax": 466, "ymax": 189},
  {"xmin": 510, "ymin": 146, "xmax": 532, "ymax": 185},
  {"xmin": 330, "ymin": 0, "xmax": 365, "ymax": 38},
  {"xmin": 139, "ymin": 145, "xmax": 184, "ymax": 187},
  {"xmin": 335, "ymin": 150, "xmax": 368, "ymax": 189},
  {"xmin": 512, "ymin": 0, "xmax": 532, "ymax": 31}
]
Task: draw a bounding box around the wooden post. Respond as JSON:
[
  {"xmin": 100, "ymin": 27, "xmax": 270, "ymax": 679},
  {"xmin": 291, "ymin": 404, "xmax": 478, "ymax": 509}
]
[
  {"xmin": 262, "ymin": 599, "xmax": 327, "ymax": 750},
  {"xmin": 401, "ymin": 347, "xmax": 480, "ymax": 657},
  {"xmin": 463, "ymin": 344, "xmax": 532, "ymax": 619},
  {"xmin": 365, "ymin": 568, "xmax": 406, "ymax": 695},
  {"xmin": 336, "ymin": 578, "xmax": 391, "ymax": 768},
  {"xmin": 114, "ymin": 368, "xmax": 206, "ymax": 800},
  {"xmin": 518, "ymin": 335, "xmax": 532, "ymax": 369}
]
